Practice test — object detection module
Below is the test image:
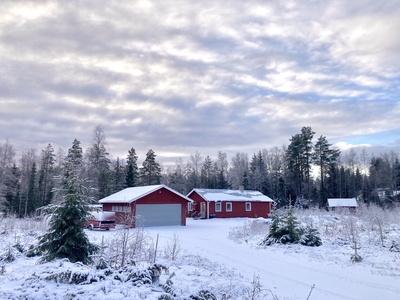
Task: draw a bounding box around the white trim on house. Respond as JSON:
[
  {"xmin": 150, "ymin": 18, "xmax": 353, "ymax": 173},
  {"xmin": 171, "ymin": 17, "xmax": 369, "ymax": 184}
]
[
  {"xmin": 215, "ymin": 202, "xmax": 222, "ymax": 212},
  {"xmin": 226, "ymin": 202, "xmax": 232, "ymax": 212}
]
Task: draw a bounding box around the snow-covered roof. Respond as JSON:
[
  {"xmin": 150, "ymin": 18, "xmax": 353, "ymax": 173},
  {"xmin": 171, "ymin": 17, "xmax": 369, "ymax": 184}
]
[
  {"xmin": 99, "ymin": 184, "xmax": 193, "ymax": 204},
  {"xmin": 327, "ymin": 198, "xmax": 358, "ymax": 207},
  {"xmin": 188, "ymin": 188, "xmax": 274, "ymax": 202}
]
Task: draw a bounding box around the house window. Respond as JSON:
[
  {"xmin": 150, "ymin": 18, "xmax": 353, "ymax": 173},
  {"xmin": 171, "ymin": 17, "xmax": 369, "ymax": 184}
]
[
  {"xmin": 111, "ymin": 205, "xmax": 131, "ymax": 212},
  {"xmin": 188, "ymin": 202, "xmax": 193, "ymax": 211},
  {"xmin": 246, "ymin": 202, "xmax": 251, "ymax": 211},
  {"xmin": 226, "ymin": 202, "xmax": 232, "ymax": 212},
  {"xmin": 215, "ymin": 202, "xmax": 222, "ymax": 212}
]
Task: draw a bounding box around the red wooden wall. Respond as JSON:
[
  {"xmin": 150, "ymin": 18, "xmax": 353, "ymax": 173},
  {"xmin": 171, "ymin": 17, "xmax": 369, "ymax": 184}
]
[
  {"xmin": 188, "ymin": 191, "xmax": 272, "ymax": 219},
  {"xmin": 102, "ymin": 187, "xmax": 189, "ymax": 227}
]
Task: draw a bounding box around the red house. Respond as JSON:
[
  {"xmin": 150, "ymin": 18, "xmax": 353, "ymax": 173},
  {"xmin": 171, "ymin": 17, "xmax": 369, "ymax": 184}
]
[
  {"xmin": 99, "ymin": 184, "xmax": 193, "ymax": 227},
  {"xmin": 187, "ymin": 188, "xmax": 274, "ymax": 219}
]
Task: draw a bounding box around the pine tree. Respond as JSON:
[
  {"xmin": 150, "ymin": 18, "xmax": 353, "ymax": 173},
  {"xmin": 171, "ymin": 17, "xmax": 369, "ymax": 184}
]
[
  {"xmin": 312, "ymin": 135, "xmax": 340, "ymax": 207},
  {"xmin": 38, "ymin": 140, "xmax": 99, "ymax": 264},
  {"xmin": 140, "ymin": 149, "xmax": 161, "ymax": 185},
  {"xmin": 285, "ymin": 127, "xmax": 315, "ymax": 198}
]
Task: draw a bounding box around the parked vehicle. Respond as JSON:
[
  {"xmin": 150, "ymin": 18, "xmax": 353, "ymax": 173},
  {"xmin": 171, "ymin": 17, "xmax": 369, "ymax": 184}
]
[{"xmin": 85, "ymin": 211, "xmax": 116, "ymax": 230}]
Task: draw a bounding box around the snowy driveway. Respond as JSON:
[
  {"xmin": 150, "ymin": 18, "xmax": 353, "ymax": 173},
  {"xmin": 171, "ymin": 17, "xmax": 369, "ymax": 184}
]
[{"xmin": 145, "ymin": 218, "xmax": 400, "ymax": 300}]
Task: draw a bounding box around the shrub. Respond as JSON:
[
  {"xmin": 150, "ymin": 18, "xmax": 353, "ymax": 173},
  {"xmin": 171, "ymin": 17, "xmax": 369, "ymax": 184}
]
[
  {"xmin": 300, "ymin": 225, "xmax": 322, "ymax": 247},
  {"xmin": 262, "ymin": 206, "xmax": 321, "ymax": 247},
  {"xmin": 190, "ymin": 290, "xmax": 217, "ymax": 300}
]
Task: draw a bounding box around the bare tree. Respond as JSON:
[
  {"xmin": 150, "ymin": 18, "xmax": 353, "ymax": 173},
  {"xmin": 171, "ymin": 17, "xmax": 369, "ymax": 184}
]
[
  {"xmin": 85, "ymin": 124, "xmax": 111, "ymax": 199},
  {"xmin": 186, "ymin": 151, "xmax": 203, "ymax": 190},
  {"xmin": 229, "ymin": 152, "xmax": 249, "ymax": 189}
]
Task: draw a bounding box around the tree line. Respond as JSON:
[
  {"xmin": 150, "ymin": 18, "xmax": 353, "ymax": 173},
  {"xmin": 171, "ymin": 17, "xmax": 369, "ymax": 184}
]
[{"xmin": 1, "ymin": 125, "xmax": 400, "ymax": 217}]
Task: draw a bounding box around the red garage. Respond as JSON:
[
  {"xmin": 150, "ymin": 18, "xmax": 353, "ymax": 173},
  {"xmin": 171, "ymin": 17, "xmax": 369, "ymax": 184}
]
[
  {"xmin": 187, "ymin": 188, "xmax": 274, "ymax": 219},
  {"xmin": 99, "ymin": 184, "xmax": 193, "ymax": 227}
]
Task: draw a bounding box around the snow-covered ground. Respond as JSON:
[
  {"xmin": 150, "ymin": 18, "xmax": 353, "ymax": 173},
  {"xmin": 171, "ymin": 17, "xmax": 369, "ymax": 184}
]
[{"xmin": 1, "ymin": 208, "xmax": 400, "ymax": 299}]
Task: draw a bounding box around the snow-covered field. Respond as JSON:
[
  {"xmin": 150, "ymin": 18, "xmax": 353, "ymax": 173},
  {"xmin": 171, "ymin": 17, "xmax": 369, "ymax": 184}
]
[{"xmin": 1, "ymin": 207, "xmax": 400, "ymax": 299}]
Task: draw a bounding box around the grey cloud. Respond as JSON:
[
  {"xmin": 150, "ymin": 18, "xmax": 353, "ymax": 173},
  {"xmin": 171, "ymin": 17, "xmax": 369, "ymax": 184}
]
[{"xmin": 1, "ymin": 0, "xmax": 400, "ymax": 165}]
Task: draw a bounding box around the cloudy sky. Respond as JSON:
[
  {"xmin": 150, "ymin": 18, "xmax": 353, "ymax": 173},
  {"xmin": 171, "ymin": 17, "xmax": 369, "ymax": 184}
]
[{"xmin": 1, "ymin": 0, "xmax": 400, "ymax": 165}]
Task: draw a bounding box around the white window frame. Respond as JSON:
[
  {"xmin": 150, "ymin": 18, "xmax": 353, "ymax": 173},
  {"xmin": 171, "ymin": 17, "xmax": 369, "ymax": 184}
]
[
  {"xmin": 246, "ymin": 202, "xmax": 251, "ymax": 211},
  {"xmin": 215, "ymin": 202, "xmax": 222, "ymax": 212},
  {"xmin": 226, "ymin": 202, "xmax": 232, "ymax": 212},
  {"xmin": 188, "ymin": 202, "xmax": 193, "ymax": 211}
]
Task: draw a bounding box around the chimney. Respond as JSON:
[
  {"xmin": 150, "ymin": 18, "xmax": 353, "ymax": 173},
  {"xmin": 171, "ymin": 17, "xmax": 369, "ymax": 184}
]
[{"xmin": 239, "ymin": 185, "xmax": 244, "ymax": 192}]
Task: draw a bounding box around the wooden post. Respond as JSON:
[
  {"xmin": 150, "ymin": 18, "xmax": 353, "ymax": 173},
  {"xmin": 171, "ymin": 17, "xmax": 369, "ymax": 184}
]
[{"xmin": 153, "ymin": 234, "xmax": 159, "ymax": 263}]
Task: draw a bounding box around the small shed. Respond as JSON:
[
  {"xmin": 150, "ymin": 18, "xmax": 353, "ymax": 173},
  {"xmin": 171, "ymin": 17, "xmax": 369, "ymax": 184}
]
[
  {"xmin": 187, "ymin": 188, "xmax": 274, "ymax": 219},
  {"xmin": 327, "ymin": 198, "xmax": 358, "ymax": 213},
  {"xmin": 99, "ymin": 184, "xmax": 193, "ymax": 227}
]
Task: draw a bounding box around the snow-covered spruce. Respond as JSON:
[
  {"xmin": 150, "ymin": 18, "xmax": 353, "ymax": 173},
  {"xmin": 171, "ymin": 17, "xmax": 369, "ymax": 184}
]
[
  {"xmin": 37, "ymin": 141, "xmax": 99, "ymax": 265},
  {"xmin": 261, "ymin": 206, "xmax": 322, "ymax": 246}
]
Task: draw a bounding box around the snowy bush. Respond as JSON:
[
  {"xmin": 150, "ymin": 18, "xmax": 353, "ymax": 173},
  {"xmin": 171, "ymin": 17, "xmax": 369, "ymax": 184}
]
[
  {"xmin": 13, "ymin": 242, "xmax": 24, "ymax": 253},
  {"xmin": 0, "ymin": 244, "xmax": 22, "ymax": 263},
  {"xmin": 262, "ymin": 207, "xmax": 322, "ymax": 246},
  {"xmin": 164, "ymin": 233, "xmax": 181, "ymax": 261},
  {"xmin": 25, "ymin": 244, "xmax": 42, "ymax": 258},
  {"xmin": 105, "ymin": 225, "xmax": 154, "ymax": 268},
  {"xmin": 190, "ymin": 290, "xmax": 217, "ymax": 300},
  {"xmin": 389, "ymin": 240, "xmax": 400, "ymax": 252},
  {"xmin": 300, "ymin": 225, "xmax": 322, "ymax": 247},
  {"xmin": 228, "ymin": 219, "xmax": 268, "ymax": 243}
]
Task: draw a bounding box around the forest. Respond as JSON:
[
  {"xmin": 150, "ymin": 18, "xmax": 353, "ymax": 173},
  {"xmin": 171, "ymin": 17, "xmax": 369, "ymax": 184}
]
[{"xmin": 1, "ymin": 125, "xmax": 400, "ymax": 217}]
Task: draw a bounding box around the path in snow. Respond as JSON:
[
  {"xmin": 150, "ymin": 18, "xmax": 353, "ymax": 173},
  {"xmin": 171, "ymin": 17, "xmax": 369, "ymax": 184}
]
[{"xmin": 145, "ymin": 218, "xmax": 400, "ymax": 300}]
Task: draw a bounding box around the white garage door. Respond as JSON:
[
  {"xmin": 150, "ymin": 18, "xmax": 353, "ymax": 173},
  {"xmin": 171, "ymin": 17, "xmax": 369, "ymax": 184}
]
[{"xmin": 135, "ymin": 204, "xmax": 182, "ymax": 227}]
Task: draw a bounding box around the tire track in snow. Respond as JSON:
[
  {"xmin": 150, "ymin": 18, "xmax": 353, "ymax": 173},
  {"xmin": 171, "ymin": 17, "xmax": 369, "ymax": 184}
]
[
  {"xmin": 178, "ymin": 234, "xmax": 357, "ymax": 300},
  {"xmin": 173, "ymin": 230, "xmax": 400, "ymax": 300}
]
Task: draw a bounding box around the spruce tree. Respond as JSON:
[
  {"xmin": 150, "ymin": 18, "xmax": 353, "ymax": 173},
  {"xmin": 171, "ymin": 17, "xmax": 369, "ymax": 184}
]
[
  {"xmin": 279, "ymin": 205, "xmax": 302, "ymax": 244},
  {"xmin": 4, "ymin": 163, "xmax": 21, "ymax": 216},
  {"xmin": 38, "ymin": 139, "xmax": 99, "ymax": 264},
  {"xmin": 125, "ymin": 148, "xmax": 138, "ymax": 187},
  {"xmin": 140, "ymin": 149, "xmax": 161, "ymax": 185},
  {"xmin": 300, "ymin": 225, "xmax": 322, "ymax": 247},
  {"xmin": 113, "ymin": 157, "xmax": 124, "ymax": 192},
  {"xmin": 262, "ymin": 205, "xmax": 322, "ymax": 246},
  {"xmin": 262, "ymin": 205, "xmax": 283, "ymax": 245},
  {"xmin": 26, "ymin": 162, "xmax": 38, "ymax": 216}
]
